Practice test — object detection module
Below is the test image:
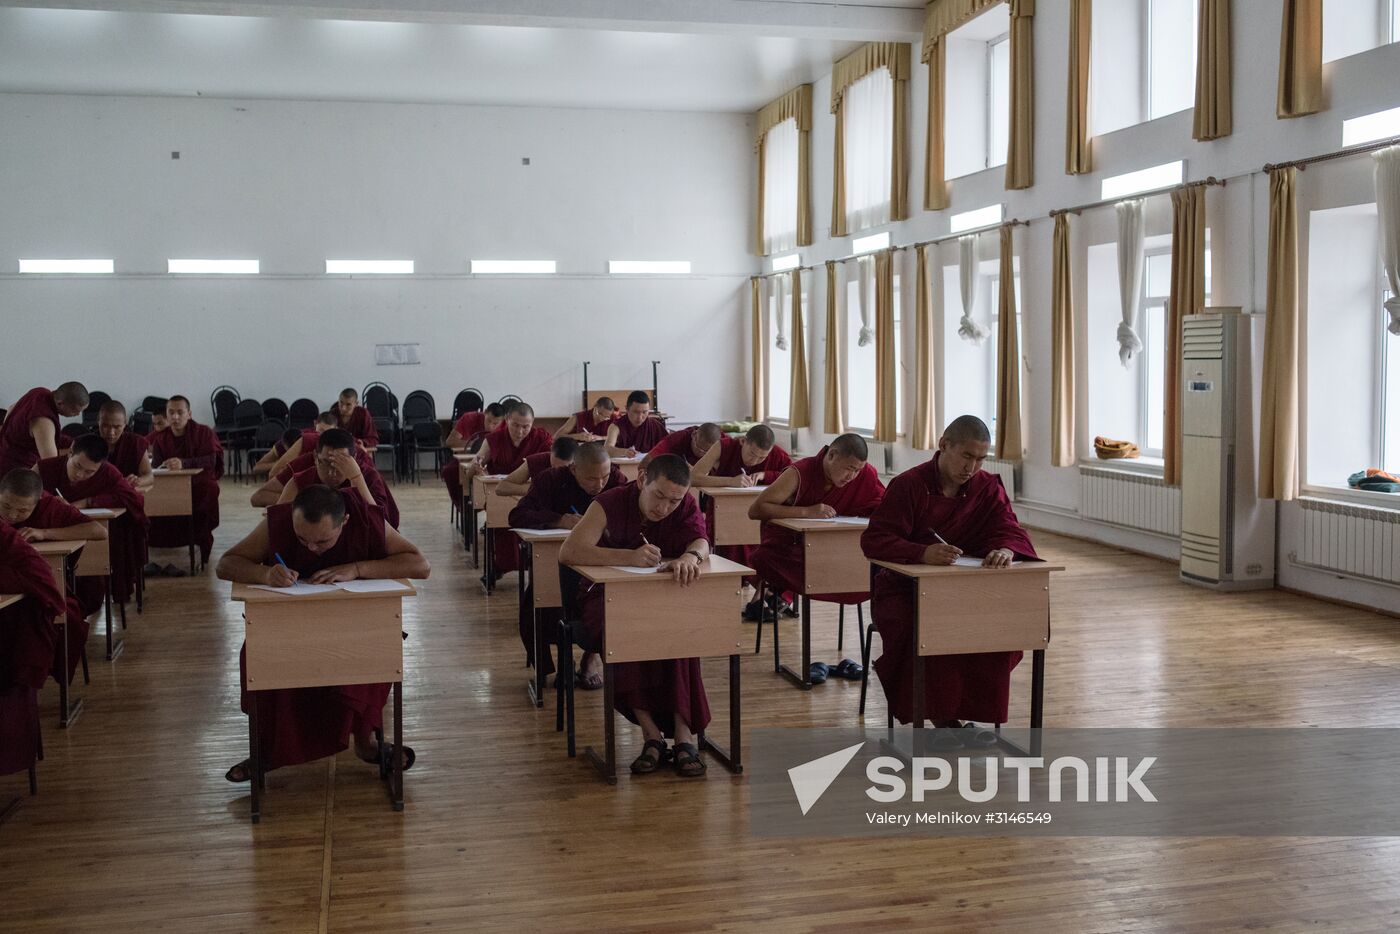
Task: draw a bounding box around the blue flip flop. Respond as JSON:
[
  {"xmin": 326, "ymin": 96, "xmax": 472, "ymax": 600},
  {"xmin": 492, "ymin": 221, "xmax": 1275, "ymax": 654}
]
[{"xmin": 808, "ymin": 662, "xmax": 830, "ymax": 684}]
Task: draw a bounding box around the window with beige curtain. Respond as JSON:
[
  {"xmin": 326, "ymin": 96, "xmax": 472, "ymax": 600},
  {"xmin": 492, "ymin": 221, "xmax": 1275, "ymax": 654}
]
[
  {"xmin": 762, "ymin": 121, "xmax": 800, "ymax": 255},
  {"xmin": 768, "ymin": 274, "xmax": 793, "ymax": 421},
  {"xmin": 753, "ymin": 85, "xmax": 813, "ymax": 256},
  {"xmin": 940, "ymin": 243, "xmax": 1017, "ymax": 438},
  {"xmin": 1090, "ymin": 0, "xmax": 1198, "ymax": 135},
  {"xmin": 830, "ymin": 42, "xmax": 910, "ymax": 238}
]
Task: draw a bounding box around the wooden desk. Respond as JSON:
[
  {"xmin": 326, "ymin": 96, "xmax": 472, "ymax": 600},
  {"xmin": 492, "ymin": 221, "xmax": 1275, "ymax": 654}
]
[
  {"xmin": 77, "ymin": 507, "xmax": 127, "ymax": 661},
  {"xmin": 870, "ymin": 560, "xmax": 1063, "ymax": 753},
  {"xmin": 145, "ymin": 468, "xmax": 202, "ymax": 573},
  {"xmin": 567, "ymin": 555, "xmax": 751, "ymax": 784},
  {"xmin": 231, "ymin": 579, "xmax": 418, "ymax": 823},
  {"xmin": 0, "ymin": 593, "xmax": 37, "ymax": 817},
  {"xmin": 613, "ymin": 456, "xmax": 643, "ymax": 481},
  {"xmin": 765, "ymin": 517, "xmax": 871, "ymax": 690},
  {"xmin": 515, "ymin": 527, "xmax": 570, "ymax": 707},
  {"xmin": 34, "ymin": 540, "xmax": 87, "ymax": 727},
  {"xmin": 472, "ymin": 474, "xmax": 509, "ymax": 593},
  {"xmin": 456, "ymin": 459, "xmax": 478, "ymax": 564},
  {"xmin": 700, "ymin": 486, "xmax": 765, "ymax": 546}
]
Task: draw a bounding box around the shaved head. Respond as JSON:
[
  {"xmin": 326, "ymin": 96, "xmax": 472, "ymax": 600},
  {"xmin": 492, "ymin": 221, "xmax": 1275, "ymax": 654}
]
[
  {"xmin": 54, "ymin": 381, "xmax": 89, "ymax": 408},
  {"xmin": 99, "ymin": 400, "xmax": 127, "ymax": 419},
  {"xmin": 829, "ymin": 433, "xmax": 869, "ymax": 461},
  {"xmin": 0, "ymin": 469, "xmax": 42, "ymax": 499},
  {"xmin": 745, "ymin": 424, "xmax": 775, "ymax": 449},
  {"xmin": 942, "ymin": 415, "xmax": 991, "ymax": 447},
  {"xmin": 696, "ymin": 423, "xmax": 722, "ymax": 445},
  {"xmin": 574, "ymin": 442, "xmax": 610, "ymax": 469}
]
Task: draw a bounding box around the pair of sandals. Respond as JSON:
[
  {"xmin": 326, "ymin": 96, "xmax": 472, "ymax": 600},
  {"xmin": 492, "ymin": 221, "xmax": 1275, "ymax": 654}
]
[
  {"xmin": 808, "ymin": 659, "xmax": 863, "ymax": 684},
  {"xmin": 923, "ymin": 721, "xmax": 1000, "ymax": 751},
  {"xmin": 630, "ymin": 738, "xmax": 706, "ymax": 778},
  {"xmin": 143, "ymin": 561, "xmax": 188, "ymax": 578},
  {"xmin": 223, "ymin": 744, "xmax": 416, "ymax": 783}
]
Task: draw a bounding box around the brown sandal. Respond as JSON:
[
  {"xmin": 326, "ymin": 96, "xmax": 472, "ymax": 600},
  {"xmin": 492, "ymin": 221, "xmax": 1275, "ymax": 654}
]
[
  {"xmin": 671, "ymin": 742, "xmax": 707, "ymax": 778},
  {"xmin": 630, "ymin": 739, "xmax": 671, "ymax": 774}
]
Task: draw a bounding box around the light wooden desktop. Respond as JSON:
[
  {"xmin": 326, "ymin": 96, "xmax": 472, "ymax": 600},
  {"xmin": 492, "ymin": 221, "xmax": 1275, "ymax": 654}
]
[
  {"xmin": 566, "ymin": 555, "xmax": 751, "ymax": 784},
  {"xmin": 612, "ymin": 456, "xmax": 643, "ymax": 481},
  {"xmin": 145, "ymin": 467, "xmax": 202, "ymax": 573},
  {"xmin": 514, "ymin": 527, "xmax": 570, "ymax": 707},
  {"xmin": 33, "ymin": 540, "xmax": 86, "ymax": 728},
  {"xmin": 231, "ymin": 579, "xmax": 418, "ymax": 823},
  {"xmin": 76, "ymin": 507, "xmax": 127, "ymax": 661},
  {"xmin": 869, "ymin": 559, "xmax": 1064, "ymax": 752},
  {"xmin": 472, "ymin": 474, "xmax": 511, "ymax": 592},
  {"xmin": 764, "ymin": 517, "xmax": 871, "ymax": 689}
]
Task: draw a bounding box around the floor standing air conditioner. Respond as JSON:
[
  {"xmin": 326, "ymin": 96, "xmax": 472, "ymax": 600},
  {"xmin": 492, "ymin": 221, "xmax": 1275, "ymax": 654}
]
[{"xmin": 1179, "ymin": 308, "xmax": 1276, "ymax": 590}]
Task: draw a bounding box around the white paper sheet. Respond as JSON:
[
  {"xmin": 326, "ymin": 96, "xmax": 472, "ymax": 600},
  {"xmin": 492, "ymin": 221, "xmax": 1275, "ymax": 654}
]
[
  {"xmin": 248, "ymin": 581, "xmax": 341, "ymax": 596},
  {"xmin": 609, "ymin": 566, "xmax": 665, "ymax": 574},
  {"xmin": 334, "ymin": 579, "xmax": 413, "ymax": 593},
  {"xmin": 248, "ymin": 579, "xmax": 411, "ymax": 595},
  {"xmin": 512, "ymin": 527, "xmax": 571, "ymax": 537},
  {"xmin": 714, "ymin": 486, "xmax": 767, "ymax": 492},
  {"xmin": 951, "ymin": 555, "xmax": 1022, "ymax": 568},
  {"xmin": 79, "ymin": 508, "xmax": 112, "ymax": 517},
  {"xmin": 809, "ymin": 517, "xmax": 869, "ymax": 526}
]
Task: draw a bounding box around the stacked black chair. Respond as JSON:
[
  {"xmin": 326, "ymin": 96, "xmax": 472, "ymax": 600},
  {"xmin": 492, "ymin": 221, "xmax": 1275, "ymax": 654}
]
[
  {"xmin": 60, "ymin": 422, "xmax": 94, "ymax": 441},
  {"xmin": 210, "ymin": 386, "xmax": 240, "ymax": 442},
  {"xmin": 287, "ymin": 398, "xmax": 319, "ymax": 429},
  {"xmin": 496, "ymin": 394, "xmax": 522, "ymax": 407},
  {"xmin": 141, "ymin": 396, "xmax": 168, "ymax": 417},
  {"xmin": 451, "ymin": 388, "xmax": 484, "ymax": 422},
  {"xmin": 225, "ymin": 399, "xmax": 263, "ymax": 479},
  {"xmin": 261, "ymin": 398, "xmax": 289, "ymax": 423},
  {"xmin": 81, "ymin": 390, "xmax": 111, "ymax": 426},
  {"xmin": 131, "ymin": 410, "xmax": 154, "ymax": 435},
  {"xmin": 246, "ymin": 420, "xmax": 287, "ymax": 471},
  {"xmin": 401, "ymin": 390, "xmax": 444, "ymax": 484}
]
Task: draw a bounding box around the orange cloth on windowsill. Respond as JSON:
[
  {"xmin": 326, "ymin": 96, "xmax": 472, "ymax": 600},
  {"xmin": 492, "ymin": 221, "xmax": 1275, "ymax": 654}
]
[{"xmin": 1094, "ymin": 436, "xmax": 1140, "ymax": 460}]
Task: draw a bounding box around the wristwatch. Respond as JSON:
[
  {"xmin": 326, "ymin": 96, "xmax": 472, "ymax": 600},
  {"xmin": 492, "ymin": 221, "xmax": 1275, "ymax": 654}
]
[{"xmin": 686, "ymin": 549, "xmax": 704, "ymax": 562}]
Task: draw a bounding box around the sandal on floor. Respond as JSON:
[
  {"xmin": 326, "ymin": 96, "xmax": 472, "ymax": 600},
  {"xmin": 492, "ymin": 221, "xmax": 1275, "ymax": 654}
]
[
  {"xmin": 630, "ymin": 738, "xmax": 671, "ymax": 774},
  {"xmin": 225, "ymin": 760, "xmax": 254, "ymax": 783},
  {"xmin": 832, "ymin": 658, "xmax": 863, "ymax": 680},
  {"xmin": 808, "ymin": 662, "xmax": 830, "ymax": 684},
  {"xmin": 377, "ymin": 743, "xmax": 417, "ymax": 778},
  {"xmin": 577, "ymin": 657, "xmax": 603, "ymax": 690},
  {"xmin": 955, "ymin": 723, "xmax": 1000, "ymax": 748},
  {"xmin": 672, "ymin": 742, "xmax": 707, "ymax": 778}
]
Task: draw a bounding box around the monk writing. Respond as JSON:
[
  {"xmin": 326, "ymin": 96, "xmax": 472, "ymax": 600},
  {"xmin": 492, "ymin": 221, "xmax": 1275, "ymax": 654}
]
[
  {"xmin": 497, "ymin": 436, "xmax": 579, "ymax": 497},
  {"xmin": 97, "ymin": 400, "xmax": 154, "ymax": 492},
  {"xmin": 146, "ymin": 395, "xmax": 223, "ymax": 574},
  {"xmin": 555, "ymin": 397, "xmax": 617, "ymax": 442},
  {"xmin": 604, "ymin": 390, "xmax": 668, "ymax": 457},
  {"xmin": 467, "ymin": 402, "xmax": 555, "ymax": 587},
  {"xmin": 250, "ymin": 427, "xmax": 303, "ymax": 479},
  {"xmin": 216, "ymin": 484, "xmax": 430, "ymax": 783},
  {"xmin": 440, "ymin": 402, "xmax": 506, "ymax": 508},
  {"xmin": 862, "ymin": 416, "xmax": 1039, "ymax": 736},
  {"xmin": 266, "ymin": 411, "xmax": 337, "ymax": 480},
  {"xmin": 255, "ymin": 431, "xmax": 399, "ymax": 527},
  {"xmin": 0, "ymin": 382, "xmax": 88, "ymax": 473},
  {"xmin": 558, "ymin": 454, "xmax": 712, "ymax": 778},
  {"xmin": 695, "ymin": 423, "xmax": 792, "ymax": 489},
  {"xmin": 639, "ymin": 423, "xmax": 723, "ymax": 477},
  {"xmin": 0, "ymin": 524, "xmax": 66, "ymax": 781}
]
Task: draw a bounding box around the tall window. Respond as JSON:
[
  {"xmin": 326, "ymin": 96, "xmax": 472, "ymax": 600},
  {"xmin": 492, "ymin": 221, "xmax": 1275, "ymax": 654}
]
[
  {"xmin": 945, "ymin": 4, "xmax": 1011, "ymax": 179},
  {"xmin": 1146, "ymin": 0, "xmax": 1197, "ymax": 120},
  {"xmin": 843, "ymin": 69, "xmax": 893, "ymax": 233},
  {"xmin": 766, "ymin": 276, "xmax": 804, "ymax": 423},
  {"xmin": 1139, "ymin": 251, "xmax": 1173, "ymax": 456},
  {"xmin": 1323, "ymin": 0, "xmax": 1400, "ymax": 62},
  {"xmin": 1384, "ymin": 290, "xmax": 1400, "ymax": 473},
  {"xmin": 762, "ymin": 119, "xmax": 799, "ymax": 255},
  {"xmin": 1091, "ymin": 0, "xmax": 1198, "ymax": 135},
  {"xmin": 846, "ymin": 258, "xmax": 877, "ymax": 432},
  {"xmin": 941, "ymin": 260, "xmax": 1018, "ymax": 440},
  {"xmin": 987, "ymin": 34, "xmax": 1010, "ymax": 170}
]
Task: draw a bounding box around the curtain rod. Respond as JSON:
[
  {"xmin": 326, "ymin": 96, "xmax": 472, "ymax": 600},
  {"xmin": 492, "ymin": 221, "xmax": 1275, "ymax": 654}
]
[
  {"xmin": 754, "ymin": 218, "xmax": 1031, "ymax": 279},
  {"xmin": 1047, "ymin": 175, "xmax": 1230, "ymax": 218},
  {"xmin": 1263, "ymin": 133, "xmax": 1400, "ymax": 172}
]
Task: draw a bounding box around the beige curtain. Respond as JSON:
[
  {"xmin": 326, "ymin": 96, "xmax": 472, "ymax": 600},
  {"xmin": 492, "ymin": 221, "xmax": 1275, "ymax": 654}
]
[
  {"xmin": 753, "ymin": 142, "xmax": 767, "ymax": 256},
  {"xmin": 994, "ymin": 225, "xmax": 1024, "ymax": 459},
  {"xmin": 751, "ymin": 278, "xmax": 767, "ymax": 422},
  {"xmin": 1164, "ymin": 185, "xmax": 1207, "ymax": 486},
  {"xmin": 753, "ymin": 85, "xmax": 814, "ymax": 255},
  {"xmin": 1050, "ymin": 214, "xmax": 1076, "ymax": 466},
  {"xmin": 823, "ymin": 261, "xmax": 846, "ymax": 433},
  {"xmin": 789, "ymin": 269, "xmax": 811, "ymax": 428},
  {"xmin": 911, "ymin": 245, "xmax": 937, "ymax": 449},
  {"xmin": 1193, "ymin": 0, "xmax": 1233, "ymax": 140},
  {"xmin": 873, "ymin": 250, "xmax": 898, "ymax": 442},
  {"xmin": 830, "ymin": 42, "xmax": 911, "ymax": 236},
  {"xmin": 1277, "ymin": 0, "xmax": 1323, "ymax": 119},
  {"xmin": 1006, "ymin": 0, "xmax": 1035, "ymax": 191},
  {"xmin": 1259, "ymin": 168, "xmax": 1301, "ymax": 500},
  {"xmin": 923, "ymin": 39, "xmax": 948, "ymax": 211},
  {"xmin": 1065, "ymin": 0, "xmax": 1091, "ymax": 175}
]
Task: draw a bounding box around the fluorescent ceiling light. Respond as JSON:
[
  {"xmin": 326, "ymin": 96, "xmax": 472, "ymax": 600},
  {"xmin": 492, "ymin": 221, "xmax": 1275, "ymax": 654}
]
[
  {"xmin": 608, "ymin": 260, "xmax": 691, "ymax": 275},
  {"xmin": 168, "ymin": 259, "xmax": 259, "ymax": 274},
  {"xmin": 19, "ymin": 259, "xmax": 114, "ymax": 274},
  {"xmin": 326, "ymin": 260, "xmax": 414, "ymax": 274},
  {"xmin": 1342, "ymin": 106, "xmax": 1400, "ymax": 147},
  {"xmin": 770, "ymin": 253, "xmax": 800, "ymax": 272},
  {"xmin": 852, "ymin": 232, "xmax": 891, "ymax": 254},
  {"xmin": 949, "ymin": 204, "xmax": 1004, "ymax": 233},
  {"xmin": 471, "ymin": 260, "xmax": 556, "ymax": 274},
  {"xmin": 1101, "ymin": 161, "xmax": 1184, "ymax": 199}
]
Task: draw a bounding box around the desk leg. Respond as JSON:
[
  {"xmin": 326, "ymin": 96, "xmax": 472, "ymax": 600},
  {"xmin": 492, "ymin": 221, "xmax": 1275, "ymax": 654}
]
[
  {"xmin": 57, "ymin": 623, "xmax": 83, "ymax": 729},
  {"xmin": 468, "ymin": 505, "xmax": 479, "ymax": 568},
  {"xmin": 105, "ymin": 575, "xmax": 124, "ymax": 662},
  {"xmin": 389, "ymin": 681, "xmax": 404, "ymax": 811},
  {"xmin": 1030, "ymin": 648, "xmax": 1045, "ymax": 758},
  {"xmin": 136, "ymin": 562, "xmax": 144, "ymax": 614},
  {"xmin": 698, "ymin": 654, "xmax": 743, "ymax": 774},
  {"xmin": 482, "ymin": 528, "xmax": 495, "ymax": 593},
  {"xmin": 249, "ymin": 699, "xmax": 261, "ymax": 824},
  {"xmin": 776, "ymin": 595, "xmax": 813, "ymax": 691},
  {"xmin": 186, "ymin": 515, "xmax": 196, "ymax": 575},
  {"xmin": 583, "ymin": 666, "xmax": 618, "ymax": 784},
  {"xmin": 910, "ymin": 600, "xmax": 924, "ymax": 732}
]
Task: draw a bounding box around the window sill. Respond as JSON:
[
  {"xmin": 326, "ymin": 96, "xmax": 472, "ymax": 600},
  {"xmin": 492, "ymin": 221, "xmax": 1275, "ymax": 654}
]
[
  {"xmin": 1078, "ymin": 457, "xmax": 1164, "ymax": 478},
  {"xmin": 1300, "ymin": 484, "xmax": 1400, "ymax": 513}
]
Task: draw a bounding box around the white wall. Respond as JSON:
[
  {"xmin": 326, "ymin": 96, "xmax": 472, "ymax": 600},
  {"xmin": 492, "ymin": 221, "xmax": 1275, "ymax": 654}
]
[
  {"xmin": 0, "ymin": 93, "xmax": 755, "ymax": 424},
  {"xmin": 770, "ymin": 1, "xmax": 1400, "ymax": 614}
]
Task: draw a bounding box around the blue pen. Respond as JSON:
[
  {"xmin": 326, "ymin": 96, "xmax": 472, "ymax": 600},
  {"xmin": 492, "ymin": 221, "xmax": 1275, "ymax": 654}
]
[
  {"xmin": 569, "ymin": 506, "xmax": 580, "ymax": 515},
  {"xmin": 273, "ymin": 553, "xmax": 295, "ymax": 581}
]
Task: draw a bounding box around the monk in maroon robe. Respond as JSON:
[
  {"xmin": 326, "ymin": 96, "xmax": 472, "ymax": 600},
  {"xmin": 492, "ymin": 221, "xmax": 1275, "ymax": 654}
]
[
  {"xmin": 333, "ymin": 389, "xmax": 379, "ymax": 448},
  {"xmin": 556, "ymin": 397, "xmax": 618, "ymax": 441},
  {"xmin": 251, "ymin": 427, "xmax": 302, "ymax": 479},
  {"xmin": 0, "ymin": 382, "xmax": 88, "ymax": 473},
  {"xmin": 0, "ymin": 470, "xmax": 105, "ymax": 684},
  {"xmin": 559, "ymin": 454, "xmax": 712, "ymax": 777},
  {"xmin": 262, "ymin": 412, "xmax": 338, "ymax": 482},
  {"xmin": 467, "ymin": 402, "xmax": 555, "ymax": 583},
  {"xmin": 36, "ymin": 435, "xmax": 148, "ymax": 607},
  {"xmin": 497, "ymin": 436, "xmax": 579, "ymax": 497},
  {"xmin": 605, "ymin": 390, "xmax": 668, "ymax": 456},
  {"xmin": 641, "ymin": 423, "xmax": 723, "ymax": 476},
  {"xmin": 0, "ymin": 524, "xmax": 65, "ymax": 779},
  {"xmin": 276, "ymin": 429, "xmax": 400, "ymax": 529},
  {"xmin": 216, "ymin": 484, "xmax": 430, "ymax": 782},
  {"xmin": 862, "ymin": 416, "xmax": 1040, "ymax": 728},
  {"xmin": 440, "ymin": 403, "xmax": 506, "ymax": 508},
  {"xmin": 748, "ymin": 433, "xmax": 885, "ymax": 618},
  {"xmin": 97, "ymin": 400, "xmax": 154, "ymax": 492},
  {"xmin": 146, "ymin": 395, "xmax": 224, "ymax": 568},
  {"xmin": 508, "ymin": 442, "xmax": 626, "ymax": 679},
  {"xmin": 694, "ymin": 423, "xmax": 793, "ymax": 578}
]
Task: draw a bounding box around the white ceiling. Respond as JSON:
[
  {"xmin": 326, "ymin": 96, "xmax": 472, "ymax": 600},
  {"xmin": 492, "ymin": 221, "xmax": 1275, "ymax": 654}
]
[{"xmin": 0, "ymin": 1, "xmax": 927, "ymax": 111}]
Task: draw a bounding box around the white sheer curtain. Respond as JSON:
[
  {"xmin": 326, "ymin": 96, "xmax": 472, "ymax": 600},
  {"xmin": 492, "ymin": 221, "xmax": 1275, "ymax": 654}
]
[
  {"xmin": 1115, "ymin": 199, "xmax": 1146, "ymax": 365},
  {"xmin": 957, "ymin": 234, "xmax": 988, "ymax": 344},
  {"xmin": 843, "ymin": 68, "xmax": 894, "ymax": 234},
  {"xmin": 856, "ymin": 255, "xmax": 876, "ymax": 346},
  {"xmin": 763, "ymin": 119, "xmax": 799, "ymax": 255},
  {"xmin": 1377, "ymin": 145, "xmax": 1400, "ymax": 335},
  {"xmin": 773, "ymin": 273, "xmax": 790, "ymax": 350}
]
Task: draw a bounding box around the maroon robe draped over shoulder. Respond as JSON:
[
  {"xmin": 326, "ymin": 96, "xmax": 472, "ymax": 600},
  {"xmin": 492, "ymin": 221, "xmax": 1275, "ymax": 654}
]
[
  {"xmin": 288, "ymin": 464, "xmax": 399, "ymax": 529},
  {"xmin": 482, "ymin": 424, "xmax": 554, "ymax": 577},
  {"xmin": 708, "ymin": 439, "xmax": 793, "ymax": 571},
  {"xmin": 0, "ymin": 525, "xmax": 65, "ymax": 776},
  {"xmin": 568, "ymin": 407, "xmax": 616, "ymax": 437},
  {"xmin": 651, "ymin": 427, "xmax": 706, "ymax": 465},
  {"xmin": 147, "ymin": 421, "xmax": 224, "ymax": 563},
  {"xmin": 12, "ymin": 494, "xmax": 92, "ymax": 685},
  {"xmin": 441, "ymin": 411, "xmax": 487, "ymax": 505},
  {"xmin": 862, "ymin": 454, "xmax": 1039, "ymax": 725},
  {"xmin": 0, "ymin": 387, "xmax": 61, "ymax": 473},
  {"xmin": 750, "ymin": 447, "xmax": 885, "ymax": 604},
  {"xmin": 578, "ymin": 484, "xmax": 711, "ymax": 737},
  {"xmin": 612, "ymin": 416, "xmax": 667, "ymax": 453},
  {"xmin": 507, "ymin": 463, "xmax": 627, "ymax": 674},
  {"xmin": 36, "ymin": 455, "xmax": 148, "ymax": 605},
  {"xmin": 240, "ymin": 490, "xmax": 392, "ymax": 771},
  {"xmin": 107, "ymin": 431, "xmax": 150, "ymax": 479},
  {"xmin": 338, "ymin": 406, "xmax": 379, "ymax": 448}
]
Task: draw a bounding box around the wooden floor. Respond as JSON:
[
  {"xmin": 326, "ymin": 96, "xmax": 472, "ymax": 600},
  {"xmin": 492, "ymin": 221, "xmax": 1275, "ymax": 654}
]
[{"xmin": 5, "ymin": 476, "xmax": 1400, "ymax": 933}]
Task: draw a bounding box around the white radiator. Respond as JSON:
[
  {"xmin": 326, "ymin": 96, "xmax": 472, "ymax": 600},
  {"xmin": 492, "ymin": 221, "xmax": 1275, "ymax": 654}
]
[
  {"xmin": 1293, "ymin": 497, "xmax": 1400, "ymax": 585},
  {"xmin": 1079, "ymin": 466, "xmax": 1182, "ymax": 537},
  {"xmin": 985, "ymin": 457, "xmax": 1017, "ymax": 501}
]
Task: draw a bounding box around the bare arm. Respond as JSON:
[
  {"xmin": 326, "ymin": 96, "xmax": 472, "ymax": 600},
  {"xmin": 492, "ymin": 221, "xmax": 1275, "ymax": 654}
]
[
  {"xmin": 305, "ymin": 525, "xmax": 431, "ymax": 583},
  {"xmin": 251, "ymin": 475, "xmax": 285, "ymax": 507},
  {"xmin": 132, "ymin": 449, "xmax": 155, "ymax": 491},
  {"xmin": 19, "ymin": 519, "xmax": 107, "ymax": 543},
  {"xmin": 604, "ymin": 424, "xmax": 636, "ymax": 458},
  {"xmin": 216, "ymin": 520, "xmax": 296, "ymax": 586},
  {"xmin": 267, "ymin": 438, "xmax": 303, "ymax": 479},
  {"xmin": 31, "ymin": 419, "xmax": 59, "ymax": 461},
  {"xmin": 748, "ymin": 467, "xmax": 834, "ymax": 520},
  {"xmin": 496, "ymin": 460, "xmax": 533, "ymax": 497},
  {"xmin": 554, "ymin": 415, "xmax": 579, "ymax": 439},
  {"xmin": 558, "ymin": 502, "xmax": 660, "ymax": 569},
  {"xmin": 251, "ymin": 448, "xmax": 281, "ymax": 476},
  {"xmin": 687, "ymin": 443, "xmax": 732, "ymax": 488},
  {"xmin": 274, "ymin": 477, "xmax": 301, "ymax": 506}
]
